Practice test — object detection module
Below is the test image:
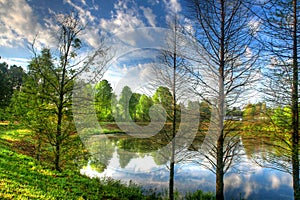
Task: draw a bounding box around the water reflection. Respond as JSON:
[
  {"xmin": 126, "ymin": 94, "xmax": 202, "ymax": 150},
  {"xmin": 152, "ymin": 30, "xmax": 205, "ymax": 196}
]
[{"xmin": 81, "ymin": 133, "xmax": 293, "ymax": 200}]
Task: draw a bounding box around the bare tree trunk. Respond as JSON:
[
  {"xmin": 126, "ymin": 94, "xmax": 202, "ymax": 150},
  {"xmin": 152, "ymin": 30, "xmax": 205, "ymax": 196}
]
[
  {"xmin": 169, "ymin": 16, "xmax": 178, "ymax": 200},
  {"xmin": 55, "ymin": 54, "xmax": 66, "ymax": 172},
  {"xmin": 215, "ymin": 1, "xmax": 226, "ymax": 199},
  {"xmin": 186, "ymin": 0, "xmax": 258, "ymax": 198},
  {"xmin": 291, "ymin": 0, "xmax": 299, "ymax": 199},
  {"xmin": 55, "ymin": 105, "xmax": 63, "ymax": 172},
  {"xmin": 216, "ymin": 136, "xmax": 224, "ymax": 200},
  {"xmin": 169, "ymin": 151, "xmax": 175, "ymax": 200}
]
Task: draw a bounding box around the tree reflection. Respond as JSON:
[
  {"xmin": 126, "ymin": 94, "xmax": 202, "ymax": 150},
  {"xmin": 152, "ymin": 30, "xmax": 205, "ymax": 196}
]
[
  {"xmin": 86, "ymin": 135, "xmax": 115, "ymax": 172},
  {"xmin": 244, "ymin": 132, "xmax": 294, "ymax": 174}
]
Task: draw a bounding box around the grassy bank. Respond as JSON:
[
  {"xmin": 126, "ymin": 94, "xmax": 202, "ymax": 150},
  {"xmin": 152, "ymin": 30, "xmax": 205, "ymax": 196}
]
[
  {"xmin": 0, "ymin": 123, "xmax": 217, "ymax": 200},
  {"xmin": 0, "ymin": 123, "xmax": 157, "ymax": 200}
]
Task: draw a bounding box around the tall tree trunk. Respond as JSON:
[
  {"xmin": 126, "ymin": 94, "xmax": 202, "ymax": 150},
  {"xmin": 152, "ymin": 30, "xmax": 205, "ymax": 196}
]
[
  {"xmin": 169, "ymin": 17, "xmax": 178, "ymax": 200},
  {"xmin": 291, "ymin": 0, "xmax": 299, "ymax": 199},
  {"xmin": 216, "ymin": 134, "xmax": 224, "ymax": 200},
  {"xmin": 169, "ymin": 153, "xmax": 175, "ymax": 200},
  {"xmin": 55, "ymin": 107, "xmax": 63, "ymax": 172},
  {"xmin": 55, "ymin": 55, "xmax": 66, "ymax": 172},
  {"xmin": 216, "ymin": 0, "xmax": 226, "ymax": 199}
]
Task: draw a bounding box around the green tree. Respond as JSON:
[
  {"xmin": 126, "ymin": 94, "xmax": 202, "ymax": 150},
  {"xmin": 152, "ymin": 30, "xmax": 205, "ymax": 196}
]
[
  {"xmin": 9, "ymin": 64, "xmax": 25, "ymax": 91},
  {"xmin": 0, "ymin": 62, "xmax": 26, "ymax": 120},
  {"xmin": 152, "ymin": 86, "xmax": 173, "ymax": 122},
  {"xmin": 94, "ymin": 79, "xmax": 115, "ymax": 121},
  {"xmin": 0, "ymin": 63, "xmax": 12, "ymax": 119},
  {"xmin": 12, "ymin": 12, "xmax": 108, "ymax": 171},
  {"xmin": 11, "ymin": 48, "xmax": 57, "ymax": 162},
  {"xmin": 118, "ymin": 86, "xmax": 141, "ymax": 121},
  {"xmin": 199, "ymin": 101, "xmax": 211, "ymax": 122},
  {"xmin": 243, "ymin": 104, "xmax": 256, "ymax": 121},
  {"xmin": 119, "ymin": 86, "xmax": 133, "ymax": 121},
  {"xmin": 129, "ymin": 93, "xmax": 141, "ymax": 121},
  {"xmin": 136, "ymin": 94, "xmax": 153, "ymax": 122}
]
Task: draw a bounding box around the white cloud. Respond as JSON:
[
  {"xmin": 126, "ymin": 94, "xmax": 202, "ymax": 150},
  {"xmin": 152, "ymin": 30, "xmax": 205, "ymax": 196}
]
[
  {"xmin": 224, "ymin": 174, "xmax": 242, "ymax": 189},
  {"xmin": 64, "ymin": 0, "xmax": 96, "ymax": 24},
  {"xmin": 100, "ymin": 0, "xmax": 145, "ymax": 35},
  {"xmin": 99, "ymin": 1, "xmax": 161, "ymax": 50},
  {"xmin": 163, "ymin": 0, "xmax": 182, "ymax": 13},
  {"xmin": 80, "ymin": 0, "xmax": 87, "ymax": 6},
  {"xmin": 183, "ymin": 17, "xmax": 195, "ymax": 35},
  {"xmin": 248, "ymin": 19, "xmax": 261, "ymax": 35},
  {"xmin": 0, "ymin": 0, "xmax": 103, "ymax": 50},
  {"xmin": 0, "ymin": 0, "xmax": 58, "ymax": 51},
  {"xmin": 147, "ymin": 0, "xmax": 160, "ymax": 6},
  {"xmin": 140, "ymin": 6, "xmax": 157, "ymax": 27},
  {"xmin": 0, "ymin": 0, "xmax": 40, "ymax": 47},
  {"xmin": 269, "ymin": 175, "xmax": 280, "ymax": 189},
  {"xmin": 104, "ymin": 63, "xmax": 155, "ymax": 96},
  {"xmin": 1, "ymin": 57, "xmax": 30, "ymax": 68}
]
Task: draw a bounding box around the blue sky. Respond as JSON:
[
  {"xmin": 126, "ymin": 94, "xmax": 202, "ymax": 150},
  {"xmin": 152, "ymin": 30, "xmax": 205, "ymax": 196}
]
[
  {"xmin": 0, "ymin": 0, "xmax": 183, "ymax": 67},
  {"xmin": 0, "ymin": 0, "xmax": 262, "ymax": 104}
]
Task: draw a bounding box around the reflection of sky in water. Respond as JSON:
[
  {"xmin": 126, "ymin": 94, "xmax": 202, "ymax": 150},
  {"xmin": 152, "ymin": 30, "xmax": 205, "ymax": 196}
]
[{"xmin": 81, "ymin": 147, "xmax": 293, "ymax": 200}]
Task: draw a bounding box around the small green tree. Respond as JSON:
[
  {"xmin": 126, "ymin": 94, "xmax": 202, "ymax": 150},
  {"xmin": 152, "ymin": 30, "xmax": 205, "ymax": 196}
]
[
  {"xmin": 119, "ymin": 86, "xmax": 133, "ymax": 121},
  {"xmin": 0, "ymin": 62, "xmax": 26, "ymax": 120},
  {"xmin": 129, "ymin": 93, "xmax": 141, "ymax": 121},
  {"xmin": 11, "ymin": 48, "xmax": 58, "ymax": 162},
  {"xmin": 94, "ymin": 79, "xmax": 115, "ymax": 121},
  {"xmin": 152, "ymin": 86, "xmax": 173, "ymax": 122},
  {"xmin": 0, "ymin": 62, "xmax": 11, "ymax": 110},
  {"xmin": 136, "ymin": 94, "xmax": 153, "ymax": 122},
  {"xmin": 11, "ymin": 12, "xmax": 108, "ymax": 171}
]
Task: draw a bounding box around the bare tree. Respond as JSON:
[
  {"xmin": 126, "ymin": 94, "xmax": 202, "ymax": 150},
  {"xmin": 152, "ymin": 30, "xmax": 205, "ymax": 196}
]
[
  {"xmin": 150, "ymin": 15, "xmax": 199, "ymax": 200},
  {"xmin": 185, "ymin": 0, "xmax": 260, "ymax": 199},
  {"xmin": 251, "ymin": 0, "xmax": 300, "ymax": 198}
]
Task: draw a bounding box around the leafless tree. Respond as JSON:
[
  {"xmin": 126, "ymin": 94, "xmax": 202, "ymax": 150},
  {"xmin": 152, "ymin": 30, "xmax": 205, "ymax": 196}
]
[
  {"xmin": 149, "ymin": 15, "xmax": 199, "ymax": 200},
  {"xmin": 250, "ymin": 0, "xmax": 300, "ymax": 198},
  {"xmin": 185, "ymin": 0, "xmax": 260, "ymax": 199}
]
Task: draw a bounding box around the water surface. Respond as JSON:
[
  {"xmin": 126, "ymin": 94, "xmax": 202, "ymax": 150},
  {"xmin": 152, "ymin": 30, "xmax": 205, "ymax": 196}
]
[{"xmin": 81, "ymin": 134, "xmax": 293, "ymax": 199}]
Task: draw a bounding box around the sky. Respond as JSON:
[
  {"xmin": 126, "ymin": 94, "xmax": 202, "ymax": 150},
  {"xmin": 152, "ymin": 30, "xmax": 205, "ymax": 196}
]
[
  {"xmin": 0, "ymin": 0, "xmax": 183, "ymax": 67},
  {"xmin": 0, "ymin": 0, "xmax": 190, "ymax": 94},
  {"xmin": 0, "ymin": 0, "xmax": 263, "ymax": 104}
]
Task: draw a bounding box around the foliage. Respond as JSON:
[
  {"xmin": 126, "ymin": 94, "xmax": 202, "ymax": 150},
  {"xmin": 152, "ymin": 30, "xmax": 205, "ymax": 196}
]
[
  {"xmin": 271, "ymin": 106, "xmax": 292, "ymax": 132},
  {"xmin": 243, "ymin": 103, "xmax": 267, "ymax": 121},
  {"xmin": 184, "ymin": 190, "xmax": 216, "ymax": 200},
  {"xmin": 136, "ymin": 94, "xmax": 153, "ymax": 122},
  {"xmin": 8, "ymin": 12, "xmax": 108, "ymax": 172},
  {"xmin": 0, "ymin": 62, "xmax": 26, "ymax": 120},
  {"xmin": 129, "ymin": 93, "xmax": 141, "ymax": 121},
  {"xmin": 153, "ymin": 86, "xmax": 173, "ymax": 121},
  {"xmin": 118, "ymin": 86, "xmax": 133, "ymax": 121},
  {"xmin": 94, "ymin": 79, "xmax": 115, "ymax": 121}
]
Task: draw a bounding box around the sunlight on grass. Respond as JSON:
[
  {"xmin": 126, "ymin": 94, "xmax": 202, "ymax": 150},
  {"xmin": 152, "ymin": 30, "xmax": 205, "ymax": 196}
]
[
  {"xmin": 0, "ymin": 125, "xmax": 32, "ymax": 141},
  {"xmin": 0, "ymin": 121, "xmax": 9, "ymax": 125}
]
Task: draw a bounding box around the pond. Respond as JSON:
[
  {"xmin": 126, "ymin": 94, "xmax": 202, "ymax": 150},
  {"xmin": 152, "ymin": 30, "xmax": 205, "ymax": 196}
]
[{"xmin": 80, "ymin": 133, "xmax": 294, "ymax": 200}]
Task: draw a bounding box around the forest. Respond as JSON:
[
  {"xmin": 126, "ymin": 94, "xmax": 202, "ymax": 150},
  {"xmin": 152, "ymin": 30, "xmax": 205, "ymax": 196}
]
[{"xmin": 0, "ymin": 0, "xmax": 299, "ymax": 199}]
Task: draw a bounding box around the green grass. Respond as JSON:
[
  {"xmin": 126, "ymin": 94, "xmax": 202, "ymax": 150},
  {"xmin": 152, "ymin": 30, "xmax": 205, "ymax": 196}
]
[{"xmin": 0, "ymin": 123, "xmax": 158, "ymax": 200}]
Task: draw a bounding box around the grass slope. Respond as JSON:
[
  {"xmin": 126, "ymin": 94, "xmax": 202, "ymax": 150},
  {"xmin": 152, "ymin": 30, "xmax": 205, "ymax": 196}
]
[{"xmin": 0, "ymin": 123, "xmax": 155, "ymax": 200}]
